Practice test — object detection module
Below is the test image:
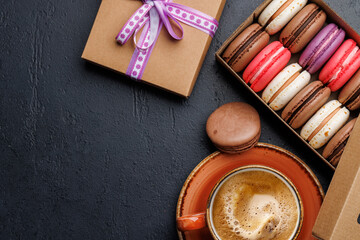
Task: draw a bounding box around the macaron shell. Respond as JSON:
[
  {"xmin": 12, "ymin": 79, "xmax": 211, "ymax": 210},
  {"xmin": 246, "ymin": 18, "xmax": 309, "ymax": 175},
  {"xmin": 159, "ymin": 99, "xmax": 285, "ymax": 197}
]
[
  {"xmin": 243, "ymin": 42, "xmax": 291, "ymax": 92},
  {"xmin": 307, "ymin": 29, "xmax": 346, "ymax": 74},
  {"xmin": 300, "ymin": 100, "xmax": 342, "ymax": 141},
  {"xmin": 328, "ymin": 50, "xmax": 360, "ymax": 92},
  {"xmin": 308, "ymin": 107, "xmax": 349, "ymax": 149},
  {"xmin": 269, "ymin": 70, "xmax": 311, "ymax": 111},
  {"xmin": 346, "ymin": 95, "xmax": 360, "ymax": 110},
  {"xmin": 251, "ymin": 49, "xmax": 291, "ymax": 92},
  {"xmin": 322, "ymin": 118, "xmax": 357, "ymax": 166},
  {"xmin": 215, "ymin": 130, "xmax": 261, "ymax": 153},
  {"xmin": 265, "ymin": 0, "xmax": 308, "ymax": 35},
  {"xmin": 222, "ymin": 24, "xmax": 270, "ymax": 72},
  {"xmin": 299, "ymin": 24, "xmax": 337, "ymax": 66},
  {"xmin": 282, "ymin": 82, "xmax": 331, "ymax": 129},
  {"xmin": 319, "ymin": 39, "xmax": 360, "ymax": 92},
  {"xmin": 328, "ymin": 52, "xmax": 360, "ymax": 92},
  {"xmin": 327, "ymin": 148, "xmax": 342, "ymax": 167},
  {"xmin": 339, "ymin": 69, "xmax": 360, "ymax": 110},
  {"xmin": 258, "ymin": 0, "xmax": 287, "ymax": 26},
  {"xmin": 243, "ymin": 41, "xmax": 281, "ymax": 83},
  {"xmin": 280, "ymin": 3, "xmax": 326, "ymax": 53},
  {"xmin": 262, "ymin": 63, "xmax": 302, "ymax": 104},
  {"xmin": 319, "ymin": 40, "xmax": 356, "ymax": 83},
  {"xmin": 206, "ymin": 102, "xmax": 261, "ymax": 151},
  {"xmin": 299, "ymin": 24, "xmax": 345, "ymax": 74},
  {"xmin": 282, "ymin": 81, "xmax": 321, "ymax": 127}
]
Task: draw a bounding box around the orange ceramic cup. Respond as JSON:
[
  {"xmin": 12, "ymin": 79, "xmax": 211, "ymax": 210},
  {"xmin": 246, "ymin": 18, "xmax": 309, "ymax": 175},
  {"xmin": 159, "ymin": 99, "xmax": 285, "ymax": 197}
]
[{"xmin": 176, "ymin": 165, "xmax": 303, "ymax": 240}]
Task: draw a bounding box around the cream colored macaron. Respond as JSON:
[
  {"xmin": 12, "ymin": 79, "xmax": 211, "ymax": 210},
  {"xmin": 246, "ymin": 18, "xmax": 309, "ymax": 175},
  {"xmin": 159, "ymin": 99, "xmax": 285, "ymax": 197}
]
[
  {"xmin": 300, "ymin": 100, "xmax": 350, "ymax": 149},
  {"xmin": 258, "ymin": 0, "xmax": 308, "ymax": 35},
  {"xmin": 262, "ymin": 63, "xmax": 310, "ymax": 111}
]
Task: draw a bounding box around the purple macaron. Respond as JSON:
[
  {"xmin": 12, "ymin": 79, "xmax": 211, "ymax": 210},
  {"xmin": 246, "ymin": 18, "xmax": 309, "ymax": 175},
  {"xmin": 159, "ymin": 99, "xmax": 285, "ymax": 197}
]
[{"xmin": 299, "ymin": 23, "xmax": 345, "ymax": 74}]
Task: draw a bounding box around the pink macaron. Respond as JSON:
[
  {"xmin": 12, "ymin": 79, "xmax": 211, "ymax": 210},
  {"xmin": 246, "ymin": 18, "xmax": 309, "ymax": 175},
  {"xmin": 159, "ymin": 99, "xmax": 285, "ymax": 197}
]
[
  {"xmin": 243, "ymin": 41, "xmax": 291, "ymax": 92},
  {"xmin": 319, "ymin": 39, "xmax": 360, "ymax": 92}
]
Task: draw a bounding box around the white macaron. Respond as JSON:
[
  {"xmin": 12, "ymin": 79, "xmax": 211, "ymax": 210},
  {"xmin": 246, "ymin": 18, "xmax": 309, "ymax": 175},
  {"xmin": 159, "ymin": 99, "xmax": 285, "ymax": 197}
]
[
  {"xmin": 300, "ymin": 100, "xmax": 350, "ymax": 149},
  {"xmin": 262, "ymin": 63, "xmax": 310, "ymax": 111},
  {"xmin": 258, "ymin": 0, "xmax": 308, "ymax": 35}
]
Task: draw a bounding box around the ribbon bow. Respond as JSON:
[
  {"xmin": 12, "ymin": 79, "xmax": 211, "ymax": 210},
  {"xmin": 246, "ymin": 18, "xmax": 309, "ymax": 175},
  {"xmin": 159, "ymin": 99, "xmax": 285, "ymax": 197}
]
[{"xmin": 116, "ymin": 0, "xmax": 219, "ymax": 80}]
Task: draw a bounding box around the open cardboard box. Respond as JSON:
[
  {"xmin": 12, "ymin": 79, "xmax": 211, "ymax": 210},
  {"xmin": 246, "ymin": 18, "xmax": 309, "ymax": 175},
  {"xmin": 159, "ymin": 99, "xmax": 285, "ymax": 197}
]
[
  {"xmin": 313, "ymin": 117, "xmax": 360, "ymax": 239},
  {"xmin": 215, "ymin": 0, "xmax": 360, "ymax": 171},
  {"xmin": 216, "ymin": 0, "xmax": 360, "ymax": 238}
]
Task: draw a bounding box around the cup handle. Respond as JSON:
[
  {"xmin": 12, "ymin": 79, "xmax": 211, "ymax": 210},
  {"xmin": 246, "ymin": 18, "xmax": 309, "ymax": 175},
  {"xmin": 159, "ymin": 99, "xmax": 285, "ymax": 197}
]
[{"xmin": 176, "ymin": 212, "xmax": 206, "ymax": 232}]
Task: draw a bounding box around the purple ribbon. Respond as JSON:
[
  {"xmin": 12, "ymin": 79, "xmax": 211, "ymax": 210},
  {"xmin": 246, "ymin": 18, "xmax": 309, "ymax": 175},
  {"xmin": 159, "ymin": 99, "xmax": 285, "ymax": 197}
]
[{"xmin": 116, "ymin": 0, "xmax": 219, "ymax": 80}]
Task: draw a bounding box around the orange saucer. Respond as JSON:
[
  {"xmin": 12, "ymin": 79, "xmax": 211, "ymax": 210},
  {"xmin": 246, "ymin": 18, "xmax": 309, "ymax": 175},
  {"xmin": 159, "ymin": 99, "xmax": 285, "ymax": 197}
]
[{"xmin": 176, "ymin": 143, "xmax": 324, "ymax": 240}]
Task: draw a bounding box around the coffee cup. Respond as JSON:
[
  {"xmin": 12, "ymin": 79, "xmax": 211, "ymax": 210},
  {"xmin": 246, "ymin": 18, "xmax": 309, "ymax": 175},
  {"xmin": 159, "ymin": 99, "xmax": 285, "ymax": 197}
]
[{"xmin": 176, "ymin": 165, "xmax": 303, "ymax": 240}]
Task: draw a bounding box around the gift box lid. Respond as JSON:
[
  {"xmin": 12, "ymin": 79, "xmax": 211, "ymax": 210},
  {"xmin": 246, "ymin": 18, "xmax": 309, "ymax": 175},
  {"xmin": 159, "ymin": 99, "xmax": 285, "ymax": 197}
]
[
  {"xmin": 313, "ymin": 116, "xmax": 360, "ymax": 239},
  {"xmin": 82, "ymin": 0, "xmax": 226, "ymax": 97}
]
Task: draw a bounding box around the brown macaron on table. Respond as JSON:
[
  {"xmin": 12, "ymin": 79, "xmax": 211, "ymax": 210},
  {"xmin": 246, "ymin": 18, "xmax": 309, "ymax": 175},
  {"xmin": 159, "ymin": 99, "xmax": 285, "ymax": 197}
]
[{"xmin": 206, "ymin": 102, "xmax": 261, "ymax": 153}]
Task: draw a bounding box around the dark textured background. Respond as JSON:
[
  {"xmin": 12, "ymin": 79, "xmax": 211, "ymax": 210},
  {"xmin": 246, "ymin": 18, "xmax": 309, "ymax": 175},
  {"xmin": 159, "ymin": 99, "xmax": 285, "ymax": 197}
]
[{"xmin": 0, "ymin": 0, "xmax": 359, "ymax": 239}]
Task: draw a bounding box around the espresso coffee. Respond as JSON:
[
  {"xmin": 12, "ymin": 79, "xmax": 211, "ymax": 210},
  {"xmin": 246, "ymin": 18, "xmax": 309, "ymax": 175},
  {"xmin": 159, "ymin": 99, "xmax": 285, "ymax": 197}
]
[{"xmin": 211, "ymin": 169, "xmax": 300, "ymax": 240}]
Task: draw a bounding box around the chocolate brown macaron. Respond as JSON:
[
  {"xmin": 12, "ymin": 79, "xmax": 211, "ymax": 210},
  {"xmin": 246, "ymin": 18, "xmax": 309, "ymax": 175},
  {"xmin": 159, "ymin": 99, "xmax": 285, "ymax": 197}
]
[
  {"xmin": 206, "ymin": 102, "xmax": 261, "ymax": 153},
  {"xmin": 281, "ymin": 81, "xmax": 331, "ymax": 129},
  {"xmin": 339, "ymin": 69, "xmax": 360, "ymax": 111},
  {"xmin": 323, "ymin": 118, "xmax": 357, "ymax": 167},
  {"xmin": 222, "ymin": 23, "xmax": 270, "ymax": 72},
  {"xmin": 280, "ymin": 3, "xmax": 326, "ymax": 53}
]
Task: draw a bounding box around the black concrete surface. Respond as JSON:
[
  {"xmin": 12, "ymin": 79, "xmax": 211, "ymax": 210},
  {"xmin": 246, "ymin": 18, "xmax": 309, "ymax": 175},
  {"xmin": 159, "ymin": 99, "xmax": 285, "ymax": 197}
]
[{"xmin": 1, "ymin": 0, "xmax": 359, "ymax": 239}]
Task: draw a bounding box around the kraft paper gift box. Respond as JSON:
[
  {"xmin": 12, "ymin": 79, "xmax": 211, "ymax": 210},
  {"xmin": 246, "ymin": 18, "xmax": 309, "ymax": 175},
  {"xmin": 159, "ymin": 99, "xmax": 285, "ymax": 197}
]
[{"xmin": 82, "ymin": 0, "xmax": 226, "ymax": 97}]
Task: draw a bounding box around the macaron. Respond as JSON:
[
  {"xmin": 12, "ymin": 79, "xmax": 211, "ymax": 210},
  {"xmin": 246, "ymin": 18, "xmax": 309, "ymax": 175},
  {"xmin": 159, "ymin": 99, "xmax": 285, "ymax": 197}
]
[
  {"xmin": 222, "ymin": 24, "xmax": 270, "ymax": 72},
  {"xmin": 319, "ymin": 39, "xmax": 360, "ymax": 92},
  {"xmin": 282, "ymin": 81, "xmax": 331, "ymax": 129},
  {"xmin": 322, "ymin": 118, "xmax": 357, "ymax": 167},
  {"xmin": 300, "ymin": 100, "xmax": 350, "ymax": 149},
  {"xmin": 339, "ymin": 69, "xmax": 360, "ymax": 111},
  {"xmin": 262, "ymin": 63, "xmax": 311, "ymax": 111},
  {"xmin": 280, "ymin": 3, "xmax": 326, "ymax": 53},
  {"xmin": 206, "ymin": 102, "xmax": 261, "ymax": 153},
  {"xmin": 299, "ymin": 23, "xmax": 345, "ymax": 74},
  {"xmin": 258, "ymin": 0, "xmax": 308, "ymax": 35},
  {"xmin": 243, "ymin": 41, "xmax": 291, "ymax": 92}
]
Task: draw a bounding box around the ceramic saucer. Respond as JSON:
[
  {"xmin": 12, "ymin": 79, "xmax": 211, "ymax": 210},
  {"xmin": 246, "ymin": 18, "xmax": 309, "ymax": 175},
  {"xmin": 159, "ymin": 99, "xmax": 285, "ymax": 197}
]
[{"xmin": 176, "ymin": 142, "xmax": 324, "ymax": 240}]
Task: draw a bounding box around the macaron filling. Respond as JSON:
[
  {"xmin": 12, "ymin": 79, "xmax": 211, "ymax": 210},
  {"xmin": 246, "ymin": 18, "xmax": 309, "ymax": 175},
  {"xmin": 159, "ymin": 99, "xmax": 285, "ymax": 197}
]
[
  {"xmin": 214, "ymin": 129, "xmax": 261, "ymax": 153},
  {"xmin": 303, "ymin": 25, "xmax": 341, "ymax": 69},
  {"xmin": 268, "ymin": 71, "xmax": 301, "ymax": 104},
  {"xmin": 326, "ymin": 46, "xmax": 360, "ymax": 84},
  {"xmin": 248, "ymin": 45, "xmax": 286, "ymax": 84},
  {"xmin": 285, "ymin": 86, "xmax": 323, "ymax": 124},
  {"xmin": 307, "ymin": 107, "xmax": 341, "ymax": 142},
  {"xmin": 284, "ymin": 7, "xmax": 321, "ymax": 49},
  {"xmin": 265, "ymin": 0, "xmax": 295, "ymax": 26},
  {"xmin": 227, "ymin": 27, "xmax": 265, "ymax": 67}
]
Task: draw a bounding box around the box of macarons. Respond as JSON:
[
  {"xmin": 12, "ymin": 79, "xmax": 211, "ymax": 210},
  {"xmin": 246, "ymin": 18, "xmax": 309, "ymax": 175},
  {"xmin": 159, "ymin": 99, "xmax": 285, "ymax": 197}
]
[{"xmin": 216, "ymin": 0, "xmax": 360, "ymax": 170}]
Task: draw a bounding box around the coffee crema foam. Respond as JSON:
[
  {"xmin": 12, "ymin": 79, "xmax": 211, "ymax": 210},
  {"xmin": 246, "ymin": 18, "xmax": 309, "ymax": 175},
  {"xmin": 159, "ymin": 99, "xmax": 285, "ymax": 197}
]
[{"xmin": 212, "ymin": 170, "xmax": 299, "ymax": 240}]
